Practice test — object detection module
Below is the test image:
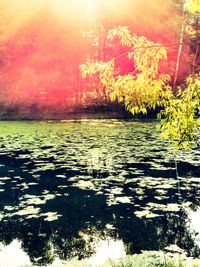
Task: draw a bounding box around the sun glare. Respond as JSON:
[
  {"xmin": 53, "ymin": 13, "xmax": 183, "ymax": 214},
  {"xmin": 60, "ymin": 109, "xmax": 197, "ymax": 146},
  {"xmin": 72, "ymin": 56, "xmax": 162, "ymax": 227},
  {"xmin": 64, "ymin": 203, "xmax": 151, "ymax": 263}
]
[{"xmin": 47, "ymin": 0, "xmax": 102, "ymax": 21}]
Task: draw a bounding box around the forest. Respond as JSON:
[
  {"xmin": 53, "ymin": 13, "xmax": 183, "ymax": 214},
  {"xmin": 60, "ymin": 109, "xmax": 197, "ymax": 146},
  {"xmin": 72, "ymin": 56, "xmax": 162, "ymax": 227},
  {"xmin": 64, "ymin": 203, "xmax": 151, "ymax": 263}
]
[
  {"xmin": 0, "ymin": 1, "xmax": 198, "ymax": 107},
  {"xmin": 0, "ymin": 0, "xmax": 200, "ymax": 149}
]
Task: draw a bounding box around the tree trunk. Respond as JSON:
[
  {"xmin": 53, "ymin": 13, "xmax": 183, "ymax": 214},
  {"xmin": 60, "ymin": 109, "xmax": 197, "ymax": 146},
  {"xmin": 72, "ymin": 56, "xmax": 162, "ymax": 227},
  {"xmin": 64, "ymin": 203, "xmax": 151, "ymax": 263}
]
[{"xmin": 173, "ymin": 1, "xmax": 185, "ymax": 88}]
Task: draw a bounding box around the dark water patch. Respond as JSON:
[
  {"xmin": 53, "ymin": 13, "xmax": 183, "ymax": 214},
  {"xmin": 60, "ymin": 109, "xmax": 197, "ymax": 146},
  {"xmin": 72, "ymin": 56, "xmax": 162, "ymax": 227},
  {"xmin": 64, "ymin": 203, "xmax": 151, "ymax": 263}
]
[{"xmin": 177, "ymin": 161, "xmax": 200, "ymax": 177}]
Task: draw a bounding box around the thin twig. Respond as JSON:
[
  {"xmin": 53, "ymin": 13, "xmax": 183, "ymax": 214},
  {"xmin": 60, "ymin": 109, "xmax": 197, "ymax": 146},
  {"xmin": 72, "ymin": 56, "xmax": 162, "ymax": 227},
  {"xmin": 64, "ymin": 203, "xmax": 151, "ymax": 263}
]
[
  {"xmin": 105, "ymin": 41, "xmax": 193, "ymax": 64},
  {"xmin": 192, "ymin": 44, "xmax": 199, "ymax": 77}
]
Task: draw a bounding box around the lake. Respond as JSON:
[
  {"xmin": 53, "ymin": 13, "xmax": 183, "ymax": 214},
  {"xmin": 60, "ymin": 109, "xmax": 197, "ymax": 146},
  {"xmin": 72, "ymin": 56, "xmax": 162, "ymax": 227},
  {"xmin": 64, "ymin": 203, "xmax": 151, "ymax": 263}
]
[{"xmin": 0, "ymin": 119, "xmax": 199, "ymax": 266}]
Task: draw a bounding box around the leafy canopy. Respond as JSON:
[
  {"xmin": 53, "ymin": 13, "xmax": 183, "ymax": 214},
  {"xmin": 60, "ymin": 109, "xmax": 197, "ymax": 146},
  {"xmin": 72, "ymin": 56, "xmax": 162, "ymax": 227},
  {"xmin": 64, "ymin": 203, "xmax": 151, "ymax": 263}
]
[
  {"xmin": 80, "ymin": 26, "xmax": 200, "ymax": 153},
  {"xmin": 159, "ymin": 75, "xmax": 200, "ymax": 152},
  {"xmin": 80, "ymin": 26, "xmax": 173, "ymax": 116},
  {"xmin": 185, "ymin": 0, "xmax": 200, "ymax": 13}
]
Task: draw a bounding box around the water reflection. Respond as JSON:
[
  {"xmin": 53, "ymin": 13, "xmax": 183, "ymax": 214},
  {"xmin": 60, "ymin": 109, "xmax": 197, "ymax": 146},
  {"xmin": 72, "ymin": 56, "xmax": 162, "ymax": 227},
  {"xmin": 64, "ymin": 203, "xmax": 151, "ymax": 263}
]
[
  {"xmin": 184, "ymin": 206, "xmax": 200, "ymax": 251},
  {"xmin": 88, "ymin": 237, "xmax": 125, "ymax": 265},
  {"xmin": 0, "ymin": 120, "xmax": 199, "ymax": 265},
  {"xmin": 0, "ymin": 240, "xmax": 31, "ymax": 267}
]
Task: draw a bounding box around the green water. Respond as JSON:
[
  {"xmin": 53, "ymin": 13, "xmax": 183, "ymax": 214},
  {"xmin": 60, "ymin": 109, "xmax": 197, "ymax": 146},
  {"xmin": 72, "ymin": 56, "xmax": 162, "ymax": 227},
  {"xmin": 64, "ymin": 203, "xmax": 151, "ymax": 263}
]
[{"xmin": 0, "ymin": 119, "xmax": 199, "ymax": 265}]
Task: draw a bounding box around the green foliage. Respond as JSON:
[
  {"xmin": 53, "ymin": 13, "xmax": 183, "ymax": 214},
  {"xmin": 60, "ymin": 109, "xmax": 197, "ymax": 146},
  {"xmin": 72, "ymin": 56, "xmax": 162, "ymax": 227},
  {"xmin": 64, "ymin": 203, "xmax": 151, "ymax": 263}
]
[
  {"xmin": 185, "ymin": 0, "xmax": 200, "ymax": 13},
  {"xmin": 160, "ymin": 75, "xmax": 200, "ymax": 152},
  {"xmin": 80, "ymin": 26, "xmax": 200, "ymax": 153},
  {"xmin": 109, "ymin": 26, "xmax": 133, "ymax": 47},
  {"xmin": 111, "ymin": 73, "xmax": 173, "ymax": 115},
  {"xmin": 80, "ymin": 26, "xmax": 173, "ymax": 116},
  {"xmin": 80, "ymin": 60, "xmax": 116, "ymax": 95}
]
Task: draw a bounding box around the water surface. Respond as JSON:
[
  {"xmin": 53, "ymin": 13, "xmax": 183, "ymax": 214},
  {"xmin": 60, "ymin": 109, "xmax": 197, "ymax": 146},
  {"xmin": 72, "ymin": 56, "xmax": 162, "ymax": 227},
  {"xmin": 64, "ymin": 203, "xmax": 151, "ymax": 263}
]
[{"xmin": 0, "ymin": 120, "xmax": 199, "ymax": 265}]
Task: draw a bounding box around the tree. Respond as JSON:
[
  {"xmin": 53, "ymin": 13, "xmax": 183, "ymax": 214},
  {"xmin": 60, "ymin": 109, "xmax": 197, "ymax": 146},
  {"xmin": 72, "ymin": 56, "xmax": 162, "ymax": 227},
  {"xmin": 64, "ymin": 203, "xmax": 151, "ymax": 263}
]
[
  {"xmin": 81, "ymin": 26, "xmax": 174, "ymax": 113},
  {"xmin": 160, "ymin": 0, "xmax": 200, "ymax": 152},
  {"xmin": 80, "ymin": 0, "xmax": 189, "ymax": 107},
  {"xmin": 80, "ymin": 24, "xmax": 200, "ymax": 152},
  {"xmin": 160, "ymin": 75, "xmax": 200, "ymax": 152},
  {"xmin": 185, "ymin": 0, "xmax": 200, "ymax": 75}
]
